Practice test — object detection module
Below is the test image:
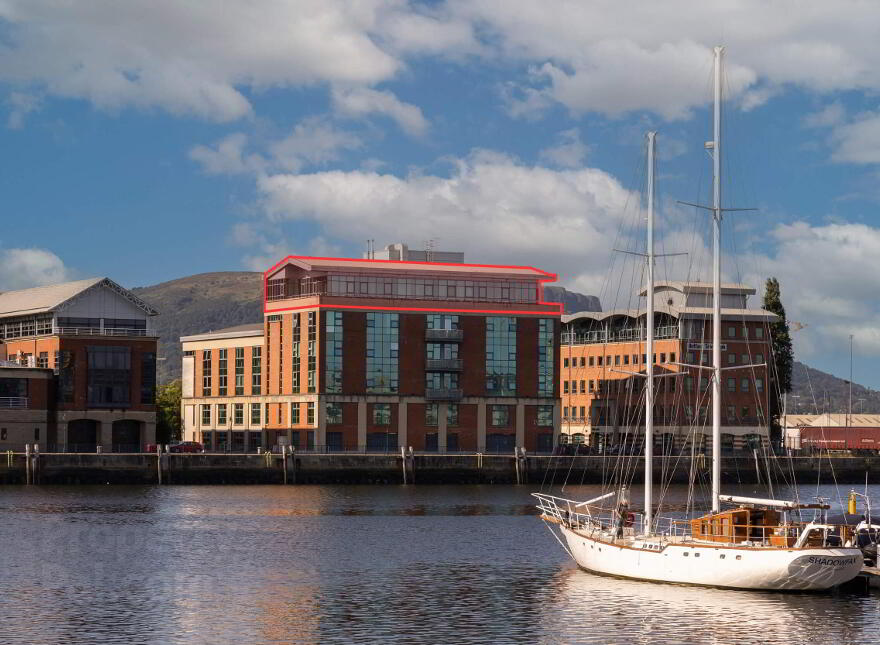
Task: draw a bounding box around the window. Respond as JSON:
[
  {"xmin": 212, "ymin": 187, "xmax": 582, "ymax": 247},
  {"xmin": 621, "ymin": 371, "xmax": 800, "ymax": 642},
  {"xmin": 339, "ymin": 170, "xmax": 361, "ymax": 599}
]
[
  {"xmin": 234, "ymin": 403, "xmax": 244, "ymax": 425},
  {"xmin": 326, "ymin": 402, "xmax": 343, "ymax": 425},
  {"xmin": 624, "ymin": 355, "xmax": 629, "ymax": 365},
  {"xmin": 755, "ymin": 327, "xmax": 764, "ymax": 339},
  {"xmin": 251, "ymin": 403, "xmax": 261, "ymax": 425},
  {"xmin": 580, "ymin": 380, "xmax": 586, "ymax": 393},
  {"xmin": 756, "ymin": 378, "xmax": 764, "ymax": 393},
  {"xmin": 291, "ymin": 403, "xmax": 300, "ymax": 424},
  {"xmin": 425, "ymin": 403, "xmax": 439, "ymax": 426},
  {"xmin": 325, "ymin": 311, "xmax": 343, "ymax": 393},
  {"xmin": 728, "ymin": 326, "xmax": 736, "ymax": 338},
  {"xmin": 727, "ymin": 405, "xmax": 736, "ymax": 421},
  {"xmin": 486, "ymin": 317, "xmax": 516, "ymax": 396},
  {"xmin": 537, "ymin": 405, "xmax": 553, "ymax": 426},
  {"xmin": 87, "ymin": 346, "xmax": 131, "ymax": 407},
  {"xmin": 589, "ymin": 356, "xmax": 595, "ymax": 367},
  {"xmin": 660, "ymin": 353, "xmax": 666, "ymax": 363},
  {"xmin": 563, "ymin": 381, "xmax": 569, "ymax": 394},
  {"xmin": 141, "ymin": 352, "xmax": 156, "ymax": 404},
  {"xmin": 598, "ymin": 356, "xmax": 603, "ymax": 367},
  {"xmin": 685, "ymin": 377, "xmax": 693, "ymax": 393},
  {"xmin": 447, "ymin": 404, "xmax": 459, "ymax": 426},
  {"xmin": 201, "ymin": 404, "xmax": 211, "ymax": 426},
  {"xmin": 427, "ymin": 314, "xmax": 460, "ymax": 330},
  {"xmin": 367, "ymin": 313, "xmax": 399, "ymax": 393},
  {"xmin": 234, "ymin": 347, "xmax": 245, "ymax": 395},
  {"xmin": 742, "ymin": 325, "xmax": 750, "ymax": 338},
  {"xmin": 755, "ymin": 353, "xmax": 764, "ymax": 364},
  {"xmin": 727, "ymin": 377, "xmax": 736, "ymax": 393},
  {"xmin": 742, "ymin": 406, "xmax": 750, "ymax": 419},
  {"xmin": 307, "ymin": 402, "xmax": 315, "ymax": 425},
  {"xmin": 741, "ymin": 378, "xmax": 750, "ymax": 392},
  {"xmin": 563, "ymin": 406, "xmax": 569, "ymax": 420},
  {"xmin": 588, "ymin": 380, "xmax": 594, "ymax": 393},
  {"xmin": 741, "ymin": 354, "xmax": 748, "ymax": 365},
  {"xmin": 217, "ymin": 404, "xmax": 227, "ymax": 425},
  {"xmin": 217, "ymin": 349, "xmax": 228, "ymax": 396},
  {"xmin": 251, "ymin": 347, "xmax": 261, "ymax": 394},
  {"xmin": 615, "ymin": 355, "xmax": 620, "ymax": 366},
  {"xmin": 373, "ymin": 403, "xmax": 391, "ymax": 426},
  {"xmin": 538, "ymin": 319, "xmax": 555, "ymax": 397},
  {"xmin": 264, "ymin": 403, "xmax": 269, "ymax": 425},
  {"xmin": 202, "ymin": 350, "xmax": 212, "ymax": 396},
  {"xmin": 37, "ymin": 352, "xmax": 48, "ymax": 368},
  {"xmin": 700, "ymin": 376, "xmax": 708, "ymax": 391},
  {"xmin": 728, "ymin": 353, "xmax": 736, "ymax": 365},
  {"xmin": 491, "ymin": 405, "xmax": 510, "ymax": 427},
  {"xmin": 686, "ymin": 352, "xmax": 695, "ymax": 363},
  {"xmin": 563, "ymin": 357, "xmax": 569, "ymax": 368},
  {"xmin": 307, "ymin": 312, "xmax": 317, "ymax": 392}
]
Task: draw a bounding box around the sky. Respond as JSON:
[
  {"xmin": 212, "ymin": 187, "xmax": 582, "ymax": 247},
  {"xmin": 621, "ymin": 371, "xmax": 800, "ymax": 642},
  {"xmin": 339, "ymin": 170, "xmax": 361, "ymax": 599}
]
[{"xmin": 1, "ymin": 1, "xmax": 880, "ymax": 390}]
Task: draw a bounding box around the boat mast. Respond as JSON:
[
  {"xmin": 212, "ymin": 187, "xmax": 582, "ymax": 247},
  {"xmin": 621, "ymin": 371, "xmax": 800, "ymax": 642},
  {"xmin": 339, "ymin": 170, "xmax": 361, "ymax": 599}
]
[
  {"xmin": 711, "ymin": 46, "xmax": 723, "ymax": 513},
  {"xmin": 645, "ymin": 131, "xmax": 656, "ymax": 533}
]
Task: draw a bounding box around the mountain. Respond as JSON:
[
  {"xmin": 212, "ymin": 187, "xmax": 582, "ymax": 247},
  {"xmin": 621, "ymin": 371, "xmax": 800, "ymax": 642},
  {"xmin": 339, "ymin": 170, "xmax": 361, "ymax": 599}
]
[
  {"xmin": 790, "ymin": 360, "xmax": 880, "ymax": 415},
  {"xmin": 544, "ymin": 286, "xmax": 601, "ymax": 314},
  {"xmin": 136, "ymin": 272, "xmax": 605, "ymax": 382},
  {"xmin": 132, "ymin": 272, "xmax": 263, "ymax": 383}
]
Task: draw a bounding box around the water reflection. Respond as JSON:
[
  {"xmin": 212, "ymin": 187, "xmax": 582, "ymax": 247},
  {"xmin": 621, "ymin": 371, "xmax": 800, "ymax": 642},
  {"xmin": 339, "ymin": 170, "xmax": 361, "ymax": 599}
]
[{"xmin": 0, "ymin": 484, "xmax": 876, "ymax": 644}]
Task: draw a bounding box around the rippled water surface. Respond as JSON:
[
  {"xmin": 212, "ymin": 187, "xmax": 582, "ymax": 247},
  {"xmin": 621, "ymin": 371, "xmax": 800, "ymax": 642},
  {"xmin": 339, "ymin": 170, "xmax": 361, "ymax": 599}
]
[{"xmin": 1, "ymin": 484, "xmax": 878, "ymax": 644}]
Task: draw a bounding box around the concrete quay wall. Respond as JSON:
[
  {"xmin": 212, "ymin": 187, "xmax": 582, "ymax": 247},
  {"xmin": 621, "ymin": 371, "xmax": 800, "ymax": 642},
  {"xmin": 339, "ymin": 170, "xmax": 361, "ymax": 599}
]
[{"xmin": 1, "ymin": 453, "xmax": 880, "ymax": 485}]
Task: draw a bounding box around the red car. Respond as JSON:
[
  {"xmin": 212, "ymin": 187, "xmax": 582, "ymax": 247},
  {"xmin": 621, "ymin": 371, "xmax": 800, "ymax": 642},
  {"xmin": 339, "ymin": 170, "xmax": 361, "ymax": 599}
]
[{"xmin": 168, "ymin": 442, "xmax": 204, "ymax": 453}]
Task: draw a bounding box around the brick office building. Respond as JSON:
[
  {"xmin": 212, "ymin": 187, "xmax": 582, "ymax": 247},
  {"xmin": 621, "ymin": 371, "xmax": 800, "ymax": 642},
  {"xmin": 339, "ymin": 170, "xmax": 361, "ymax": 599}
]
[
  {"xmin": 0, "ymin": 277, "xmax": 159, "ymax": 451},
  {"xmin": 560, "ymin": 281, "xmax": 777, "ymax": 452},
  {"xmin": 181, "ymin": 253, "xmax": 562, "ymax": 453}
]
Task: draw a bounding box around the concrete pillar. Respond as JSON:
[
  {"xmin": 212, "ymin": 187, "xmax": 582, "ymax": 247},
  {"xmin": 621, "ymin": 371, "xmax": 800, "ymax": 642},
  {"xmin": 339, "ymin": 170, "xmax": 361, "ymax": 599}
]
[
  {"xmin": 357, "ymin": 400, "xmax": 367, "ymax": 451},
  {"xmin": 286, "ymin": 428, "xmax": 293, "ymax": 449},
  {"xmin": 243, "ymin": 427, "xmax": 250, "ymax": 452},
  {"xmin": 477, "ymin": 403, "xmax": 487, "ymax": 452},
  {"xmin": 316, "ymin": 400, "xmax": 326, "ymax": 449},
  {"xmin": 99, "ymin": 420, "xmax": 113, "ymax": 452},
  {"xmin": 261, "ymin": 429, "xmax": 268, "ymax": 452},
  {"xmin": 397, "ymin": 401, "xmax": 408, "ymax": 449},
  {"xmin": 143, "ymin": 421, "xmax": 156, "ymax": 449},
  {"xmin": 56, "ymin": 421, "xmax": 68, "ymax": 452},
  {"xmin": 438, "ymin": 403, "xmax": 448, "ymax": 453},
  {"xmin": 553, "ymin": 401, "xmax": 562, "ymax": 447},
  {"xmin": 515, "ymin": 403, "xmax": 525, "ymax": 449}
]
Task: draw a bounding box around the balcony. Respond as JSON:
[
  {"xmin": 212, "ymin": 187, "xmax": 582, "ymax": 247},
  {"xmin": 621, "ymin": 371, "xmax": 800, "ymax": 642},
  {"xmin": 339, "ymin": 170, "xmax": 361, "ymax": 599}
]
[
  {"xmin": 0, "ymin": 397, "xmax": 28, "ymax": 409},
  {"xmin": 425, "ymin": 388, "xmax": 463, "ymax": 401},
  {"xmin": 425, "ymin": 328, "xmax": 463, "ymax": 342},
  {"xmin": 425, "ymin": 358, "xmax": 463, "ymax": 371}
]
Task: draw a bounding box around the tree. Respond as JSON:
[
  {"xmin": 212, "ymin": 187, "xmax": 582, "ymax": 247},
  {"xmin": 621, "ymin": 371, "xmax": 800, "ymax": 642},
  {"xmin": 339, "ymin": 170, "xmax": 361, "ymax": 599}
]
[
  {"xmin": 156, "ymin": 379, "xmax": 182, "ymax": 443},
  {"xmin": 763, "ymin": 277, "xmax": 794, "ymax": 447}
]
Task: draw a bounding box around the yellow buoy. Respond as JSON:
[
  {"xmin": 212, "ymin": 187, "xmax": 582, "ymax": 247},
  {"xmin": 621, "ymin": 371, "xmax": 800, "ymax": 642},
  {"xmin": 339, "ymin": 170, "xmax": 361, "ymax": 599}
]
[{"xmin": 848, "ymin": 491, "xmax": 858, "ymax": 515}]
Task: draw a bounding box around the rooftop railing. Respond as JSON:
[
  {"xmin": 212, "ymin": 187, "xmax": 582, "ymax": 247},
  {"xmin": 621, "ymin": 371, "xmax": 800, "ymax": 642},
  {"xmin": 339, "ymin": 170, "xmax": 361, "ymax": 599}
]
[
  {"xmin": 53, "ymin": 326, "xmax": 158, "ymax": 337},
  {"xmin": 562, "ymin": 324, "xmax": 679, "ymax": 346}
]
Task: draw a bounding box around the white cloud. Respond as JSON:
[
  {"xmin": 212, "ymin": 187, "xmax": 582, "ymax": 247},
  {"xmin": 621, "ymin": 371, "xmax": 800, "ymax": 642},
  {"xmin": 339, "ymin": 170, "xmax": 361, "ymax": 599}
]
[
  {"xmin": 0, "ymin": 0, "xmax": 410, "ymax": 121},
  {"xmin": 450, "ymin": 1, "xmax": 880, "ymax": 119},
  {"xmin": 0, "ymin": 247, "xmax": 71, "ymax": 289},
  {"xmin": 736, "ymin": 221, "xmax": 880, "ymax": 359},
  {"xmin": 189, "ymin": 118, "xmax": 361, "ymax": 175},
  {"xmin": 332, "ymin": 86, "xmax": 428, "ymax": 136},
  {"xmin": 829, "ymin": 112, "xmax": 880, "ymax": 164},
  {"xmin": 803, "ymin": 102, "xmax": 846, "ymax": 129},
  {"xmin": 255, "ymin": 149, "xmax": 638, "ymax": 295},
  {"xmin": 539, "ymin": 128, "xmax": 588, "ymax": 168},
  {"xmin": 6, "ymin": 91, "xmax": 42, "ymax": 129}
]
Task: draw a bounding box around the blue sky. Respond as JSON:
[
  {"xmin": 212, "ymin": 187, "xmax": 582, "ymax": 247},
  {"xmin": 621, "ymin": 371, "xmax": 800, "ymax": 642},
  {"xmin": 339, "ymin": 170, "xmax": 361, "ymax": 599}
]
[{"xmin": 1, "ymin": 1, "xmax": 880, "ymax": 391}]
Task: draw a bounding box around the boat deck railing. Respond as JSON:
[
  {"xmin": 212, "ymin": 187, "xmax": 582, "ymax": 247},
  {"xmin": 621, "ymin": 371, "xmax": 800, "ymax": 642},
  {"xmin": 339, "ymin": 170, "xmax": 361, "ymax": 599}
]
[{"xmin": 533, "ymin": 493, "xmax": 858, "ymax": 548}]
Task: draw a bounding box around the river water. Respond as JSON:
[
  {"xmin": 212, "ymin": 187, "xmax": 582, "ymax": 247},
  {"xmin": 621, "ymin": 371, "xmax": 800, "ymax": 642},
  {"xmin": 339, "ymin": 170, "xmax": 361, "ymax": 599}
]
[{"xmin": 0, "ymin": 483, "xmax": 878, "ymax": 644}]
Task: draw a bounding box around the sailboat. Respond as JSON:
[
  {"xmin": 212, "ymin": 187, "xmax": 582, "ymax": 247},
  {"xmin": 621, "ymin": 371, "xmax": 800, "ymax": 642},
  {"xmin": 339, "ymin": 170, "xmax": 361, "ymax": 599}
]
[{"xmin": 534, "ymin": 47, "xmax": 863, "ymax": 591}]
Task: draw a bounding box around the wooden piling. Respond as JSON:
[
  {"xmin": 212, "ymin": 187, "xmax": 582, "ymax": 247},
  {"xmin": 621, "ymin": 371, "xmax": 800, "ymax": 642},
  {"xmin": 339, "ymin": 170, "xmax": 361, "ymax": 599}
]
[
  {"xmin": 156, "ymin": 444, "xmax": 163, "ymax": 485},
  {"xmin": 25, "ymin": 444, "xmax": 31, "ymax": 485}
]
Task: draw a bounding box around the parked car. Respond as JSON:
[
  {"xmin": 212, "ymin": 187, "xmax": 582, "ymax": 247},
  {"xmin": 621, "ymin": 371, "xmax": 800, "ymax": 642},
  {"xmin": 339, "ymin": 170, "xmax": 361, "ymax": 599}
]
[{"xmin": 168, "ymin": 442, "xmax": 203, "ymax": 453}]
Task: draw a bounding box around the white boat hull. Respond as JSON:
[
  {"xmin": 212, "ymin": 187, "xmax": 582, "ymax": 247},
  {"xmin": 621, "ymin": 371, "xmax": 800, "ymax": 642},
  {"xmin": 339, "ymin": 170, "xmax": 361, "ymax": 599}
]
[{"xmin": 562, "ymin": 526, "xmax": 863, "ymax": 591}]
